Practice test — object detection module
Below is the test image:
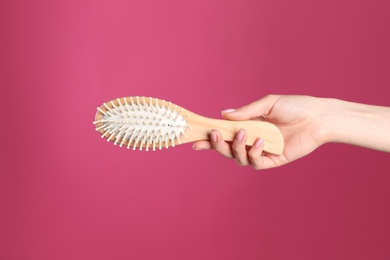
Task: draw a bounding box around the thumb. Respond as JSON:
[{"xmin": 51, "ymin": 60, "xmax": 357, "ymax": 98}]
[{"xmin": 221, "ymin": 94, "xmax": 281, "ymax": 120}]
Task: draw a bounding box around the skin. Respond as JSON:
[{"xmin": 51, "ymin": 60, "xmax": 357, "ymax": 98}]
[{"xmin": 192, "ymin": 95, "xmax": 390, "ymax": 170}]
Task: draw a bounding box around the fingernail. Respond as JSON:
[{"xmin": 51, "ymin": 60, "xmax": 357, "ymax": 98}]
[
  {"xmin": 221, "ymin": 108, "xmax": 236, "ymax": 114},
  {"xmin": 192, "ymin": 145, "xmax": 203, "ymax": 150},
  {"xmin": 210, "ymin": 132, "xmax": 217, "ymax": 143},
  {"xmin": 254, "ymin": 138, "xmax": 263, "ymax": 148},
  {"xmin": 236, "ymin": 129, "xmax": 245, "ymax": 142}
]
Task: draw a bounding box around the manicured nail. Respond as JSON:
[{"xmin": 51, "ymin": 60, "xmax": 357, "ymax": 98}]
[
  {"xmin": 192, "ymin": 145, "xmax": 203, "ymax": 150},
  {"xmin": 210, "ymin": 132, "xmax": 217, "ymax": 143},
  {"xmin": 254, "ymin": 138, "xmax": 263, "ymax": 148},
  {"xmin": 236, "ymin": 129, "xmax": 245, "ymax": 142},
  {"xmin": 221, "ymin": 108, "xmax": 236, "ymax": 114}
]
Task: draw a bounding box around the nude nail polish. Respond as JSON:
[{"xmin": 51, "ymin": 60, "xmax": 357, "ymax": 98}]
[
  {"xmin": 210, "ymin": 132, "xmax": 217, "ymax": 143},
  {"xmin": 236, "ymin": 129, "xmax": 245, "ymax": 142},
  {"xmin": 192, "ymin": 145, "xmax": 203, "ymax": 150},
  {"xmin": 254, "ymin": 138, "xmax": 263, "ymax": 148},
  {"xmin": 221, "ymin": 109, "xmax": 236, "ymax": 114}
]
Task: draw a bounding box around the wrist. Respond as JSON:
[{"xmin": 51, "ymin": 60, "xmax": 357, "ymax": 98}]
[
  {"xmin": 305, "ymin": 97, "xmax": 339, "ymax": 146},
  {"xmin": 318, "ymin": 98, "xmax": 390, "ymax": 151},
  {"xmin": 319, "ymin": 98, "xmax": 346, "ymax": 144},
  {"xmin": 319, "ymin": 98, "xmax": 364, "ymax": 145}
]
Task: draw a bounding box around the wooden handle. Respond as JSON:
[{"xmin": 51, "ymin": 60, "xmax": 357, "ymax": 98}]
[{"xmin": 183, "ymin": 112, "xmax": 284, "ymax": 155}]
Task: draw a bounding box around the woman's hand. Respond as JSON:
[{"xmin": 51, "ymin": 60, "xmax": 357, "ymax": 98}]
[
  {"xmin": 193, "ymin": 94, "xmax": 390, "ymax": 169},
  {"xmin": 193, "ymin": 95, "xmax": 331, "ymax": 169}
]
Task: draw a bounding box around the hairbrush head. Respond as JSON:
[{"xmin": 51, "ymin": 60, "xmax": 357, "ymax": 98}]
[{"xmin": 94, "ymin": 96, "xmax": 189, "ymax": 151}]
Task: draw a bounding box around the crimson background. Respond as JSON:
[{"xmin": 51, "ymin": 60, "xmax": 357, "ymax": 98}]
[{"xmin": 1, "ymin": 0, "xmax": 390, "ymax": 259}]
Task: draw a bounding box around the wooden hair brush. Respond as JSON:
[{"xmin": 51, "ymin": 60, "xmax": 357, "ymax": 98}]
[{"xmin": 93, "ymin": 96, "xmax": 284, "ymax": 154}]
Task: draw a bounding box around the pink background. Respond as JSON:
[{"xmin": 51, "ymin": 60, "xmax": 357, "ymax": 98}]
[{"xmin": 1, "ymin": 0, "xmax": 390, "ymax": 259}]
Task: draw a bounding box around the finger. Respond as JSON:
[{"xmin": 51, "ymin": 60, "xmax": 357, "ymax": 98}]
[
  {"xmin": 221, "ymin": 94, "xmax": 281, "ymax": 121},
  {"xmin": 248, "ymin": 138, "xmax": 265, "ymax": 169},
  {"xmin": 209, "ymin": 130, "xmax": 234, "ymax": 159},
  {"xmin": 192, "ymin": 141, "xmax": 212, "ymax": 150},
  {"xmin": 248, "ymin": 138, "xmax": 276, "ymax": 170},
  {"xmin": 231, "ymin": 129, "xmax": 250, "ymax": 166},
  {"xmin": 248, "ymin": 138, "xmax": 287, "ymax": 169}
]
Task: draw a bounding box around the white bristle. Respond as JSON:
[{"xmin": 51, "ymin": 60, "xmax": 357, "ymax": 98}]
[
  {"xmin": 117, "ymin": 98, "xmax": 126, "ymax": 114},
  {"xmin": 95, "ymin": 124, "xmax": 105, "ymax": 131},
  {"xmin": 176, "ymin": 133, "xmax": 181, "ymax": 144},
  {"xmin": 107, "ymin": 132, "xmax": 116, "ymax": 142},
  {"xmin": 123, "ymin": 98, "xmax": 131, "ymax": 114},
  {"xmin": 128, "ymin": 132, "xmax": 136, "ymax": 144},
  {"xmin": 141, "ymin": 135, "xmax": 147, "ymax": 151},
  {"xmin": 101, "ymin": 128, "xmax": 110, "ymax": 138},
  {"xmin": 102, "ymin": 103, "xmax": 113, "ymax": 116},
  {"xmin": 110, "ymin": 101, "xmax": 120, "ymax": 115},
  {"xmin": 97, "ymin": 107, "xmax": 106, "ymax": 115}
]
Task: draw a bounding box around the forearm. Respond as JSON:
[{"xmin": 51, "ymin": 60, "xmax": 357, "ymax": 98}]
[{"xmin": 322, "ymin": 98, "xmax": 390, "ymax": 152}]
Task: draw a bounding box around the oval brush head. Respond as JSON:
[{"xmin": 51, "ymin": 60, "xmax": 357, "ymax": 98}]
[
  {"xmin": 94, "ymin": 96, "xmax": 189, "ymax": 151},
  {"xmin": 94, "ymin": 96, "xmax": 284, "ymax": 154}
]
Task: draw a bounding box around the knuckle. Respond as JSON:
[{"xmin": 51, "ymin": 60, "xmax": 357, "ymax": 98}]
[
  {"xmin": 232, "ymin": 144, "xmax": 240, "ymax": 153},
  {"xmin": 231, "ymin": 141, "xmax": 244, "ymax": 153},
  {"xmin": 235, "ymin": 158, "xmax": 244, "ymax": 165},
  {"xmin": 252, "ymin": 160, "xmax": 265, "ymax": 170},
  {"xmin": 247, "ymin": 150, "xmax": 257, "ymax": 161},
  {"xmin": 236, "ymin": 158, "xmax": 247, "ymax": 166},
  {"xmin": 210, "ymin": 140, "xmax": 221, "ymax": 150},
  {"xmin": 250, "ymin": 156, "xmax": 264, "ymax": 170}
]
